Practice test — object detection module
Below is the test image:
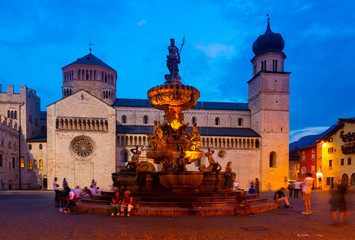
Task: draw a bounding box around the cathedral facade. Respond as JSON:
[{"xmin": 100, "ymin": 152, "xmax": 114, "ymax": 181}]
[{"xmin": 0, "ymin": 20, "xmax": 290, "ymax": 191}]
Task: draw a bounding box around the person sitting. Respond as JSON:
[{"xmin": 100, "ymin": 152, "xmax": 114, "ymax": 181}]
[
  {"xmin": 96, "ymin": 187, "xmax": 102, "ymax": 196},
  {"xmin": 111, "ymin": 192, "xmax": 121, "ymax": 216},
  {"xmin": 235, "ymin": 191, "xmax": 255, "ymax": 216},
  {"xmin": 248, "ymin": 184, "xmax": 256, "ymax": 195},
  {"xmin": 120, "ymin": 191, "xmax": 134, "ymax": 217},
  {"xmin": 74, "ymin": 186, "xmax": 83, "ymax": 199},
  {"xmin": 61, "ymin": 186, "xmax": 78, "ymax": 213},
  {"xmin": 274, "ymin": 187, "xmax": 293, "ymax": 208},
  {"xmin": 83, "ymin": 187, "xmax": 91, "ymax": 198},
  {"xmin": 89, "ymin": 185, "xmax": 96, "ymax": 196},
  {"xmin": 58, "ymin": 186, "xmax": 70, "ymax": 211}
]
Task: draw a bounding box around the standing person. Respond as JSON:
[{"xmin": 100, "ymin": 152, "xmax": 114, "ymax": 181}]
[
  {"xmin": 302, "ymin": 173, "xmax": 314, "ymax": 215},
  {"xmin": 330, "ymin": 177, "xmax": 349, "ymax": 225},
  {"xmin": 288, "ymin": 182, "xmax": 294, "ymax": 198},
  {"xmin": 225, "ymin": 162, "xmax": 233, "ymax": 191},
  {"xmin": 293, "ymin": 180, "xmax": 301, "ymax": 198},
  {"xmin": 120, "ymin": 191, "xmax": 134, "ymax": 217},
  {"xmin": 255, "ymin": 178, "xmax": 260, "ymax": 196},
  {"xmin": 53, "ymin": 177, "xmax": 60, "ymax": 207},
  {"xmin": 62, "ymin": 178, "xmax": 68, "ymax": 188},
  {"xmin": 91, "ymin": 179, "xmax": 97, "ymax": 187}
]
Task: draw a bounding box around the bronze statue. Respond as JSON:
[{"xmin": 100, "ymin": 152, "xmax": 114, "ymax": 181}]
[
  {"xmin": 126, "ymin": 146, "xmax": 149, "ymax": 172},
  {"xmin": 148, "ymin": 121, "xmax": 165, "ymax": 150},
  {"xmin": 167, "ymin": 39, "xmax": 180, "ymax": 78},
  {"xmin": 172, "ymin": 145, "xmax": 187, "ymax": 171},
  {"xmin": 187, "ymin": 123, "xmax": 202, "ymax": 151},
  {"xmin": 199, "ymin": 147, "xmax": 222, "ymax": 172}
]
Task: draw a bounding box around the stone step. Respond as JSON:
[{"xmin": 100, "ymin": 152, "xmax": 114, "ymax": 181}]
[
  {"xmin": 75, "ymin": 202, "xmax": 278, "ymax": 216},
  {"xmin": 101, "ymin": 191, "xmax": 252, "ymax": 198}
]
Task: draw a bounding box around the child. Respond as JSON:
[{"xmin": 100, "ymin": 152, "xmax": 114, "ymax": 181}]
[
  {"xmin": 111, "ymin": 192, "xmax": 121, "ymax": 216},
  {"xmin": 235, "ymin": 191, "xmax": 255, "ymax": 216},
  {"xmin": 120, "ymin": 191, "xmax": 134, "ymax": 217}
]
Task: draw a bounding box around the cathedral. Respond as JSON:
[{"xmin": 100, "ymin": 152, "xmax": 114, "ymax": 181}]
[{"xmin": 0, "ymin": 19, "xmax": 290, "ymax": 191}]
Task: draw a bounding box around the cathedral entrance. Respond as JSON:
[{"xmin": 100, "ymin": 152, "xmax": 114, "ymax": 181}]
[{"xmin": 75, "ymin": 161, "xmax": 94, "ymax": 189}]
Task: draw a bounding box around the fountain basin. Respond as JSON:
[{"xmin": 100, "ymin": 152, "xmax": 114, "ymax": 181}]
[{"xmin": 159, "ymin": 171, "xmax": 204, "ymax": 189}]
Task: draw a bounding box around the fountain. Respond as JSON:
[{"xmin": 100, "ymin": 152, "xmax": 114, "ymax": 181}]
[
  {"xmin": 112, "ymin": 38, "xmax": 235, "ymax": 193},
  {"xmin": 77, "ymin": 39, "xmax": 278, "ymax": 216}
]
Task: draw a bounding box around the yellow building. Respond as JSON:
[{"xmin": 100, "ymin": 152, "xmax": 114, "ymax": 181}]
[{"xmin": 317, "ymin": 118, "xmax": 355, "ymax": 190}]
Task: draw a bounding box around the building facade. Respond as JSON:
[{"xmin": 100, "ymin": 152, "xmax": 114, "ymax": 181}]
[
  {"xmin": 317, "ymin": 118, "xmax": 355, "ymax": 190},
  {"xmin": 0, "ymin": 20, "xmax": 290, "ymax": 191}
]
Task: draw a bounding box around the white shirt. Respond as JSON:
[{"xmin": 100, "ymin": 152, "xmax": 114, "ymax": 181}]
[
  {"xmin": 53, "ymin": 181, "xmax": 59, "ymax": 190},
  {"xmin": 294, "ymin": 181, "xmax": 301, "ymax": 189},
  {"xmin": 90, "ymin": 187, "xmax": 96, "ymax": 196},
  {"xmin": 302, "ymin": 177, "xmax": 314, "ymax": 194},
  {"xmin": 74, "ymin": 189, "xmax": 82, "ymax": 198}
]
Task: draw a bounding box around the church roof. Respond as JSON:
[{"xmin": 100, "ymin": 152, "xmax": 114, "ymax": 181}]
[
  {"xmin": 117, "ymin": 125, "xmax": 260, "ymax": 137},
  {"xmin": 113, "ymin": 98, "xmax": 249, "ymax": 111},
  {"xmin": 63, "ymin": 53, "xmax": 115, "ymax": 70}
]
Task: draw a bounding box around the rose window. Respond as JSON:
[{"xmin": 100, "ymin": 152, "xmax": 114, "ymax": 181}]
[{"xmin": 73, "ymin": 139, "xmax": 94, "ymax": 157}]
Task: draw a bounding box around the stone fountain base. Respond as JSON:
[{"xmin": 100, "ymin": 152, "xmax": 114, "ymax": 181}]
[{"xmin": 112, "ymin": 171, "xmax": 236, "ymax": 193}]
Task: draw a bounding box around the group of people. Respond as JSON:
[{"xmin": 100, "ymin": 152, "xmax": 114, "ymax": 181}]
[
  {"xmin": 53, "ymin": 178, "xmax": 102, "ymax": 213},
  {"xmin": 53, "ymin": 177, "xmax": 78, "ymax": 213},
  {"xmin": 287, "ymin": 179, "xmax": 303, "ymax": 198},
  {"xmin": 274, "ymin": 173, "xmax": 313, "ymax": 214},
  {"xmin": 110, "ymin": 191, "xmax": 134, "ymax": 217}
]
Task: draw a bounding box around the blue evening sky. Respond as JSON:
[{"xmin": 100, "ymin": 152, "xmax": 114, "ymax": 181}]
[{"xmin": 0, "ymin": 0, "xmax": 354, "ymax": 142}]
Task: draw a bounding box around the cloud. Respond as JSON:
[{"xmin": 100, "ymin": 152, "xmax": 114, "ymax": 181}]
[
  {"xmin": 137, "ymin": 20, "xmax": 147, "ymax": 26},
  {"xmin": 194, "ymin": 43, "xmax": 235, "ymax": 59},
  {"xmin": 289, "ymin": 126, "xmax": 329, "ymax": 143}
]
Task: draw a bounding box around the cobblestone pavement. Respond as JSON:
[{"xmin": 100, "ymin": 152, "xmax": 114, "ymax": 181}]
[{"xmin": 0, "ymin": 191, "xmax": 354, "ymax": 240}]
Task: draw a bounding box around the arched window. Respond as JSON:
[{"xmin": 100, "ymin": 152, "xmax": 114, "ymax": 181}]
[
  {"xmin": 10, "ymin": 111, "xmax": 13, "ymax": 119},
  {"xmin": 28, "ymin": 144, "xmax": 32, "ymax": 150},
  {"xmin": 39, "ymin": 144, "xmax": 43, "ymax": 150},
  {"xmin": 121, "ymin": 115, "xmax": 127, "ymax": 124},
  {"xmin": 342, "ymin": 173, "xmax": 349, "ymax": 180},
  {"xmin": 192, "ymin": 117, "xmax": 197, "ymax": 124},
  {"xmin": 14, "ymin": 111, "xmax": 17, "ymax": 119},
  {"xmin": 29, "ymin": 160, "xmax": 33, "ymax": 170},
  {"xmin": 269, "ymin": 151, "xmax": 277, "ymax": 168},
  {"xmin": 143, "ymin": 115, "xmax": 148, "ymax": 124},
  {"xmin": 351, "ymin": 173, "xmax": 355, "ymax": 185},
  {"xmin": 7, "ymin": 110, "xmax": 10, "ymax": 118},
  {"xmin": 215, "ymin": 117, "xmax": 220, "ymax": 126},
  {"xmin": 39, "ymin": 160, "xmax": 43, "ymax": 170},
  {"xmin": 238, "ymin": 118, "xmax": 243, "ymax": 126}
]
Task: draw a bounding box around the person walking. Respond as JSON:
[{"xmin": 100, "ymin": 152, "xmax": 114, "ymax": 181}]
[
  {"xmin": 293, "ymin": 180, "xmax": 301, "ymax": 198},
  {"xmin": 302, "ymin": 173, "xmax": 314, "ymax": 215},
  {"xmin": 330, "ymin": 176, "xmax": 349, "ymax": 225}
]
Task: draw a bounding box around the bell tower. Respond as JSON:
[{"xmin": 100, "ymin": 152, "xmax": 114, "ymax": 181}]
[
  {"xmin": 248, "ymin": 17, "xmax": 291, "ymax": 190},
  {"xmin": 61, "ymin": 47, "xmax": 117, "ymax": 105}
]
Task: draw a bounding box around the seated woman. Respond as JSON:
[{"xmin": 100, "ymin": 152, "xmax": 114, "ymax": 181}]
[
  {"xmin": 110, "ymin": 192, "xmax": 121, "ymax": 216},
  {"xmin": 274, "ymin": 187, "xmax": 293, "ymax": 208},
  {"xmin": 235, "ymin": 191, "xmax": 255, "ymax": 216},
  {"xmin": 120, "ymin": 191, "xmax": 134, "ymax": 217}
]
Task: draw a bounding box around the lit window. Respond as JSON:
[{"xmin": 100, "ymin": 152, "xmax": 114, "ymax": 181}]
[
  {"xmin": 39, "ymin": 160, "xmax": 43, "ymax": 170},
  {"xmin": 20, "ymin": 157, "xmax": 24, "ymax": 168},
  {"xmin": 29, "ymin": 160, "xmax": 33, "ymax": 170}
]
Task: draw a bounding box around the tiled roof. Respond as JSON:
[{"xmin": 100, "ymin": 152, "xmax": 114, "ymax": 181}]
[
  {"xmin": 63, "ymin": 53, "xmax": 115, "ymax": 70},
  {"xmin": 112, "ymin": 98, "xmax": 249, "ymax": 111},
  {"xmin": 117, "ymin": 125, "xmax": 260, "ymax": 137}
]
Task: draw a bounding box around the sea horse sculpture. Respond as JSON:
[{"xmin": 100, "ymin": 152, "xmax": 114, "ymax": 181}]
[{"xmin": 199, "ymin": 147, "xmax": 222, "ymax": 172}]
